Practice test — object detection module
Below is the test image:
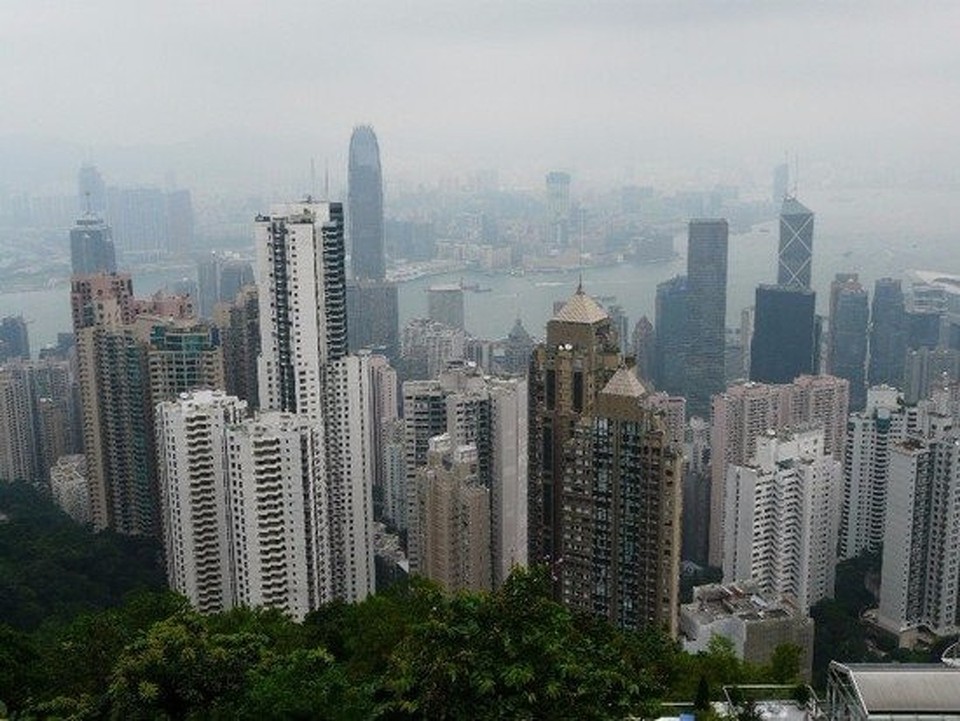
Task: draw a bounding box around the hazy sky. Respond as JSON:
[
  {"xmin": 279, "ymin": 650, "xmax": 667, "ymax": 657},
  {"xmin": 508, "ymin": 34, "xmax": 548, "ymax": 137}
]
[{"xmin": 1, "ymin": 1, "xmax": 958, "ymax": 192}]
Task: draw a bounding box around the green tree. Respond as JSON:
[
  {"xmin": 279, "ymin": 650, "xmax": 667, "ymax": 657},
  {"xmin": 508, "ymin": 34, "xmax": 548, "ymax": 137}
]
[{"xmin": 767, "ymin": 643, "xmax": 802, "ymax": 684}]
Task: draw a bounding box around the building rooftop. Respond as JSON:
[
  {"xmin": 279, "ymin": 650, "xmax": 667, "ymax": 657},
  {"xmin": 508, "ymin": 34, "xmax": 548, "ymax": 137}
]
[
  {"xmin": 601, "ymin": 366, "xmax": 648, "ymax": 399},
  {"xmin": 832, "ymin": 663, "xmax": 960, "ymax": 713},
  {"xmin": 552, "ymin": 286, "xmax": 609, "ymax": 325},
  {"xmin": 780, "ymin": 196, "xmax": 812, "ymax": 217}
]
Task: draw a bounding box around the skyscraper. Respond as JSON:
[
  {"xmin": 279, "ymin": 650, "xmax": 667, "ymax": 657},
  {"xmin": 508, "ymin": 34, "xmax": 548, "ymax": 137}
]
[
  {"xmin": 346, "ymin": 279, "xmax": 400, "ymax": 361},
  {"xmin": 723, "ymin": 427, "xmax": 840, "ymax": 611},
  {"xmin": 561, "ymin": 367, "xmax": 682, "ymax": 634},
  {"xmin": 0, "ymin": 316, "xmax": 30, "ymax": 362},
  {"xmin": 427, "ymin": 285, "xmax": 465, "ymax": 331},
  {"xmin": 654, "ymin": 275, "xmax": 688, "ymax": 396},
  {"xmin": 869, "ymin": 278, "xmax": 907, "ymax": 389},
  {"xmin": 528, "ymin": 287, "xmax": 621, "ymax": 565},
  {"xmin": 70, "ymin": 213, "xmax": 116, "ymax": 276},
  {"xmin": 77, "ymin": 164, "xmax": 106, "ymax": 215},
  {"xmin": 685, "ymin": 220, "xmax": 728, "ymax": 417},
  {"xmin": 156, "ymin": 391, "xmax": 247, "ymax": 613},
  {"xmin": 348, "ymin": 126, "xmax": 385, "ymax": 281},
  {"xmin": 750, "ymin": 284, "xmax": 817, "ymax": 384},
  {"xmin": 828, "ymin": 274, "xmax": 869, "ymax": 410},
  {"xmin": 777, "ymin": 197, "xmax": 814, "ymax": 289},
  {"xmin": 0, "ymin": 364, "xmax": 38, "ymax": 483},
  {"xmin": 255, "ymin": 200, "xmax": 347, "ymax": 416},
  {"xmin": 545, "ymin": 171, "xmax": 572, "ymax": 248}
]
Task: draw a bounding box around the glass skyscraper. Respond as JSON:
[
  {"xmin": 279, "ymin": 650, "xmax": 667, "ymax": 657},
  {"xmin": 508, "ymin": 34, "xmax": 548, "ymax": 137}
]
[{"xmin": 348, "ymin": 126, "xmax": 385, "ymax": 281}]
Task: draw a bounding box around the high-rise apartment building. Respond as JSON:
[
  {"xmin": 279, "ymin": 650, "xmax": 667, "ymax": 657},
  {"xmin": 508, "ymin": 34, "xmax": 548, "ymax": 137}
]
[
  {"xmin": 49, "ymin": 454, "xmax": 90, "ymax": 525},
  {"xmin": 777, "ymin": 197, "xmax": 814, "ymax": 289},
  {"xmin": 685, "ymin": 220, "xmax": 728, "ymax": 418},
  {"xmin": 156, "ymin": 391, "xmax": 247, "ymax": 613},
  {"xmin": 878, "ymin": 424, "xmax": 960, "ymax": 638},
  {"xmin": 70, "ymin": 213, "xmax": 116, "ymax": 276},
  {"xmin": 869, "ymin": 278, "xmax": 907, "ymax": 389},
  {"xmin": 225, "ymin": 412, "xmax": 329, "ymax": 619},
  {"xmin": 403, "ymin": 364, "xmax": 528, "ymax": 586},
  {"xmin": 348, "ymin": 126, "xmax": 386, "ymax": 281},
  {"xmin": 750, "ymin": 284, "xmax": 816, "ymax": 384},
  {"xmin": 560, "ymin": 367, "xmax": 682, "ymax": 634},
  {"xmin": 528, "ymin": 287, "xmax": 621, "ymax": 565},
  {"xmin": 400, "ymin": 318, "xmax": 466, "ymax": 380},
  {"xmin": 415, "ymin": 435, "xmax": 492, "ymax": 592},
  {"xmin": 828, "ymin": 274, "xmax": 869, "ymax": 411},
  {"xmin": 723, "ymin": 427, "xmax": 841, "ymax": 611},
  {"xmin": 709, "ymin": 375, "xmax": 848, "ymax": 566},
  {"xmin": 654, "ymin": 275, "xmax": 687, "ymax": 396},
  {"xmin": 214, "ymin": 285, "xmax": 260, "ymax": 410},
  {"xmin": 903, "ymin": 347, "xmax": 960, "ymax": 404},
  {"xmin": 255, "ymin": 200, "xmax": 347, "ymax": 416},
  {"xmin": 0, "ymin": 364, "xmax": 38, "ymax": 482}
]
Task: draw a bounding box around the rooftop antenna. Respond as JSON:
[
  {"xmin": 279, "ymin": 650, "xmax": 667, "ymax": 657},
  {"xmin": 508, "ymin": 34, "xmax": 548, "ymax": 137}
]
[{"xmin": 793, "ymin": 152, "xmax": 800, "ymax": 198}]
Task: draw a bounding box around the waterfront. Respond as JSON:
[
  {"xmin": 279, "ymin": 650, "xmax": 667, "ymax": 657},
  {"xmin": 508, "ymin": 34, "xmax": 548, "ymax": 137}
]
[{"xmin": 2, "ymin": 188, "xmax": 959, "ymax": 351}]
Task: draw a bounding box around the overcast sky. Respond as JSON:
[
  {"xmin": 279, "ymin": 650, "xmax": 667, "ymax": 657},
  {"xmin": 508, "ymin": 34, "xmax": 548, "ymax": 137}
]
[{"xmin": 1, "ymin": 1, "xmax": 958, "ymax": 192}]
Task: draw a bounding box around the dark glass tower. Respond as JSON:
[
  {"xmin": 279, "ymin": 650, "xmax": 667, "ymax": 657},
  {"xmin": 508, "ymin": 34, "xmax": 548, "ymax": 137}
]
[
  {"xmin": 778, "ymin": 197, "xmax": 814, "ymax": 288},
  {"xmin": 70, "ymin": 214, "xmax": 116, "ymax": 276},
  {"xmin": 684, "ymin": 220, "xmax": 728, "ymax": 418},
  {"xmin": 828, "ymin": 274, "xmax": 869, "ymax": 410},
  {"xmin": 868, "ymin": 278, "xmax": 907, "ymax": 388},
  {"xmin": 750, "ymin": 284, "xmax": 816, "ymax": 384},
  {"xmin": 348, "ymin": 126, "xmax": 385, "ymax": 281},
  {"xmin": 654, "ymin": 275, "xmax": 688, "ymax": 396}
]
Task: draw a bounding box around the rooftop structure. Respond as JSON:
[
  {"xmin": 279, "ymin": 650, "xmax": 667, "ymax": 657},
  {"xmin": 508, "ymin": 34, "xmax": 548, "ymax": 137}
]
[{"xmin": 826, "ymin": 662, "xmax": 960, "ymax": 719}]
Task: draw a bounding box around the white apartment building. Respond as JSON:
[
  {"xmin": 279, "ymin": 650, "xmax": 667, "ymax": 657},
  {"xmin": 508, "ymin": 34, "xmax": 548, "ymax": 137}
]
[
  {"xmin": 156, "ymin": 391, "xmax": 247, "ymax": 613},
  {"xmin": 878, "ymin": 428, "xmax": 960, "ymax": 638},
  {"xmin": 723, "ymin": 427, "xmax": 841, "ymax": 610},
  {"xmin": 709, "ymin": 375, "xmax": 848, "ymax": 567},
  {"xmin": 225, "ymin": 411, "xmax": 328, "ymax": 620}
]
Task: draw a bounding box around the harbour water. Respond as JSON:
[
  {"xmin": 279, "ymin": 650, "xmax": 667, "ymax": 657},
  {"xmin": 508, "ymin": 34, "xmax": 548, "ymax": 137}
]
[{"xmin": 2, "ymin": 188, "xmax": 958, "ymax": 351}]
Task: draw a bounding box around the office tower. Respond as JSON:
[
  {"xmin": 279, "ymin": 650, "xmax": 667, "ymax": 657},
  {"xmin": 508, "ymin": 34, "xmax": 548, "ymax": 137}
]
[
  {"xmin": 404, "ymin": 365, "xmax": 528, "ymax": 585},
  {"xmin": 772, "ymin": 163, "xmax": 789, "ymax": 204},
  {"xmin": 105, "ymin": 186, "xmax": 169, "ymax": 257},
  {"xmin": 415, "ymin": 436, "xmax": 492, "ymax": 592},
  {"xmin": 709, "ymin": 375, "xmax": 849, "ymax": 566},
  {"xmin": 322, "ymin": 355, "xmax": 376, "ymax": 602},
  {"xmin": 346, "ymin": 279, "xmax": 400, "ymax": 361},
  {"xmin": 827, "ymin": 274, "xmax": 869, "ymax": 411},
  {"xmin": 400, "ymin": 318, "xmax": 466, "ymax": 380},
  {"xmin": 545, "ymin": 171, "xmax": 572, "ymax": 247},
  {"xmin": 164, "ymin": 189, "xmax": 195, "ymax": 254},
  {"xmin": 0, "ymin": 316, "xmax": 30, "ymax": 362},
  {"xmin": 560, "ymin": 367, "xmax": 682, "ymax": 634},
  {"xmin": 723, "ymin": 428, "xmax": 841, "ymax": 610},
  {"xmin": 255, "ymin": 200, "xmax": 346, "ymax": 416},
  {"xmin": 654, "ymin": 275, "xmax": 688, "ymax": 396},
  {"xmin": 685, "ymin": 220, "xmax": 728, "ymax": 418},
  {"xmin": 49, "ymin": 455, "xmax": 90, "ymax": 525},
  {"xmin": 750, "ymin": 285, "xmax": 816, "ymax": 384},
  {"xmin": 348, "ymin": 125, "xmax": 385, "ymax": 281},
  {"xmin": 218, "ymin": 260, "xmax": 255, "ymax": 305},
  {"xmin": 156, "ymin": 391, "xmax": 247, "ymax": 613},
  {"xmin": 607, "ymin": 304, "xmax": 629, "ymax": 350},
  {"xmin": 225, "ymin": 412, "xmax": 329, "ymax": 618},
  {"xmin": 0, "ymin": 364, "xmax": 38, "ymax": 482},
  {"xmin": 78, "ymin": 164, "xmax": 106, "ymax": 215},
  {"xmin": 528, "ymin": 286, "xmax": 621, "ymax": 565},
  {"xmin": 214, "ymin": 285, "xmax": 260, "ymax": 410},
  {"xmin": 197, "ymin": 257, "xmax": 220, "ymax": 320},
  {"xmin": 868, "ymin": 278, "xmax": 907, "ymax": 389},
  {"xmin": 878, "ymin": 426, "xmax": 960, "ymax": 638},
  {"xmin": 501, "ymin": 317, "xmax": 534, "ymax": 376},
  {"xmin": 427, "ymin": 285, "xmax": 465, "ymax": 331},
  {"xmin": 903, "ymin": 347, "xmax": 960, "ymax": 404},
  {"xmin": 631, "ymin": 316, "xmax": 655, "ymax": 384},
  {"xmin": 777, "ymin": 197, "xmax": 814, "ymax": 289},
  {"xmin": 70, "ymin": 213, "xmax": 116, "ymax": 275}
]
